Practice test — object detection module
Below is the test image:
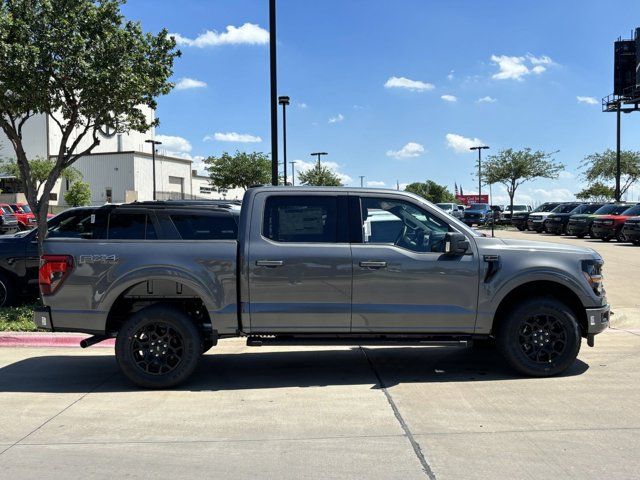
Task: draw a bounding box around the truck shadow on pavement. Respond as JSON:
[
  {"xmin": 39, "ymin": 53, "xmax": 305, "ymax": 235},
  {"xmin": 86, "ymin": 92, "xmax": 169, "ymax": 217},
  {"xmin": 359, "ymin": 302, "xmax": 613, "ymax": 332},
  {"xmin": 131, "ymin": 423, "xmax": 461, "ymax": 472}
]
[{"xmin": 0, "ymin": 345, "xmax": 589, "ymax": 393}]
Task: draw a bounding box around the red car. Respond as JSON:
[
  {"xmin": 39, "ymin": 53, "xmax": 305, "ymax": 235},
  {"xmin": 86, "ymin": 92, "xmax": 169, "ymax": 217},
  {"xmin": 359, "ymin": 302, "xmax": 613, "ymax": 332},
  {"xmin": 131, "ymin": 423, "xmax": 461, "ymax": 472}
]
[
  {"xmin": 7, "ymin": 203, "xmax": 54, "ymax": 230},
  {"xmin": 591, "ymin": 203, "xmax": 640, "ymax": 242}
]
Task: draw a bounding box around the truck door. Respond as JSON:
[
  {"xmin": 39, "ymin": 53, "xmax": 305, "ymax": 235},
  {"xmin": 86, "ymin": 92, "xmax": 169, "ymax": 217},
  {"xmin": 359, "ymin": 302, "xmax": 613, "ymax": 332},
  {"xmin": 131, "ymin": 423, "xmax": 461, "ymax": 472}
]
[
  {"xmin": 247, "ymin": 193, "xmax": 352, "ymax": 332},
  {"xmin": 350, "ymin": 195, "xmax": 479, "ymax": 333}
]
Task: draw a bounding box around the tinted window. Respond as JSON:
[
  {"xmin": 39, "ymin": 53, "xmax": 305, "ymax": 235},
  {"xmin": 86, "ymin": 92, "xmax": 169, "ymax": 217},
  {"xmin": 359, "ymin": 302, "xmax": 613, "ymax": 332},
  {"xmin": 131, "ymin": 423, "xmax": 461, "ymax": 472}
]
[
  {"xmin": 533, "ymin": 203, "xmax": 559, "ymax": 213},
  {"xmin": 171, "ymin": 214, "xmax": 237, "ymax": 240},
  {"xmin": 361, "ymin": 197, "xmax": 451, "ymax": 253},
  {"xmin": 594, "ymin": 204, "xmax": 634, "ymax": 215},
  {"xmin": 582, "ymin": 204, "xmax": 604, "ymax": 214},
  {"xmin": 108, "ymin": 213, "xmax": 156, "ymax": 240},
  {"xmin": 622, "ymin": 205, "xmax": 640, "ymax": 216},
  {"xmin": 469, "ymin": 203, "xmax": 489, "ymax": 210},
  {"xmin": 263, "ymin": 196, "xmax": 338, "ymax": 243},
  {"xmin": 553, "ymin": 203, "xmax": 581, "ymax": 214},
  {"xmin": 20, "ymin": 204, "xmax": 32, "ymax": 213},
  {"xmin": 47, "ymin": 211, "xmax": 104, "ymax": 239}
]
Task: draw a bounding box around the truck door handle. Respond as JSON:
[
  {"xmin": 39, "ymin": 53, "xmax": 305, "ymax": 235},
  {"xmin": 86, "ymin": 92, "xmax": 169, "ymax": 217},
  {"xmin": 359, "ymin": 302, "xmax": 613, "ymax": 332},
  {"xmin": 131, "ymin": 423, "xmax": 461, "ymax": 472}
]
[
  {"xmin": 255, "ymin": 260, "xmax": 284, "ymax": 267},
  {"xmin": 359, "ymin": 261, "xmax": 387, "ymax": 269}
]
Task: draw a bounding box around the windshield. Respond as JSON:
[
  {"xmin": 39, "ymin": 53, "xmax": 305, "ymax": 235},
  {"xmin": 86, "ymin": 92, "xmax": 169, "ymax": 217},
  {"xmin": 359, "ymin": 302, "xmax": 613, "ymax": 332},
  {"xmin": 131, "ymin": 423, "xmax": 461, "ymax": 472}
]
[
  {"xmin": 533, "ymin": 203, "xmax": 558, "ymax": 213},
  {"xmin": 435, "ymin": 203, "xmax": 453, "ymax": 210},
  {"xmin": 594, "ymin": 204, "xmax": 634, "ymax": 215},
  {"xmin": 510, "ymin": 205, "xmax": 527, "ymax": 211},
  {"xmin": 19, "ymin": 204, "xmax": 32, "ymax": 213},
  {"xmin": 552, "ymin": 203, "xmax": 581, "ymax": 214},
  {"xmin": 573, "ymin": 203, "xmax": 603, "ymax": 214},
  {"xmin": 621, "ymin": 204, "xmax": 640, "ymax": 216},
  {"xmin": 1, "ymin": 206, "xmax": 13, "ymax": 215},
  {"xmin": 469, "ymin": 203, "xmax": 489, "ymax": 210}
]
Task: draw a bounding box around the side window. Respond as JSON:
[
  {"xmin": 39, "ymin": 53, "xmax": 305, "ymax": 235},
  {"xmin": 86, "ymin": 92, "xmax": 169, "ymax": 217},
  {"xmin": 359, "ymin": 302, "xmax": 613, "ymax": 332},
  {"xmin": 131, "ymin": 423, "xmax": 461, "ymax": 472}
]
[
  {"xmin": 263, "ymin": 196, "xmax": 338, "ymax": 243},
  {"xmin": 108, "ymin": 213, "xmax": 156, "ymax": 240},
  {"xmin": 170, "ymin": 214, "xmax": 238, "ymax": 240},
  {"xmin": 47, "ymin": 211, "xmax": 106, "ymax": 239},
  {"xmin": 360, "ymin": 197, "xmax": 451, "ymax": 253}
]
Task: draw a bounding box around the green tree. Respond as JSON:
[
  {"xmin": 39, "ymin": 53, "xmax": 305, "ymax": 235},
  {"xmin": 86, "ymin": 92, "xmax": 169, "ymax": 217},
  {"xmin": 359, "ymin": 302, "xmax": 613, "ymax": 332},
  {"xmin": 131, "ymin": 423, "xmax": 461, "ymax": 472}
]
[
  {"xmin": 482, "ymin": 148, "xmax": 564, "ymax": 215},
  {"xmin": 205, "ymin": 151, "xmax": 271, "ymax": 190},
  {"xmin": 64, "ymin": 180, "xmax": 92, "ymax": 207},
  {"xmin": 298, "ymin": 164, "xmax": 343, "ymax": 186},
  {"xmin": 404, "ymin": 180, "xmax": 457, "ymax": 203},
  {"xmin": 0, "ymin": 0, "xmax": 179, "ymax": 252},
  {"xmin": 580, "ymin": 149, "xmax": 640, "ymax": 201},
  {"xmin": 575, "ymin": 182, "xmax": 615, "ymax": 202},
  {"xmin": 1, "ymin": 158, "xmax": 81, "ymax": 196}
]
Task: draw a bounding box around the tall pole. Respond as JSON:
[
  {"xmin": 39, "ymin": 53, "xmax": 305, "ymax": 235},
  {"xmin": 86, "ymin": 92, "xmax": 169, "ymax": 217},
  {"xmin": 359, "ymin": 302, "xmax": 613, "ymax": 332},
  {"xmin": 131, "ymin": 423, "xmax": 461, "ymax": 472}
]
[
  {"xmin": 145, "ymin": 139, "xmax": 162, "ymax": 200},
  {"xmin": 311, "ymin": 152, "xmax": 328, "ymax": 169},
  {"xmin": 470, "ymin": 145, "xmax": 489, "ymax": 202},
  {"xmin": 616, "ymin": 101, "xmax": 621, "ymax": 201},
  {"xmin": 291, "ymin": 161, "xmax": 297, "ymax": 186},
  {"xmin": 269, "ymin": 0, "xmax": 278, "ymax": 185},
  {"xmin": 359, "ymin": 175, "xmax": 364, "ymax": 187},
  {"xmin": 278, "ymin": 96, "xmax": 290, "ymax": 186}
]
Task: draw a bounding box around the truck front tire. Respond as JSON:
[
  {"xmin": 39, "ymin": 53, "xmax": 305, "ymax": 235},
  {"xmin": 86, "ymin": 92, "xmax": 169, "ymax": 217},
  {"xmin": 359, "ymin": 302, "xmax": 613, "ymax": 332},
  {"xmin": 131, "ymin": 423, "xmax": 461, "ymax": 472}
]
[
  {"xmin": 115, "ymin": 304, "xmax": 202, "ymax": 389},
  {"xmin": 497, "ymin": 297, "xmax": 581, "ymax": 377}
]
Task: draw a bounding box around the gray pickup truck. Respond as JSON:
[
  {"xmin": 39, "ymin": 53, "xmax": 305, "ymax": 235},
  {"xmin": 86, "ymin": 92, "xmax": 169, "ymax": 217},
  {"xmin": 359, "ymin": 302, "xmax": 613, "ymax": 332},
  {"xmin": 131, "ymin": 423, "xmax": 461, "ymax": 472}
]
[{"xmin": 34, "ymin": 187, "xmax": 610, "ymax": 388}]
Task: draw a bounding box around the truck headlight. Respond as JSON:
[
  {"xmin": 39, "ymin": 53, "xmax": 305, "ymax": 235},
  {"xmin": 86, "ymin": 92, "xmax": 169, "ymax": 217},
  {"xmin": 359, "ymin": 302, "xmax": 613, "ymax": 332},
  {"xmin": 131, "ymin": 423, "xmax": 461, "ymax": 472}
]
[{"xmin": 582, "ymin": 260, "xmax": 604, "ymax": 296}]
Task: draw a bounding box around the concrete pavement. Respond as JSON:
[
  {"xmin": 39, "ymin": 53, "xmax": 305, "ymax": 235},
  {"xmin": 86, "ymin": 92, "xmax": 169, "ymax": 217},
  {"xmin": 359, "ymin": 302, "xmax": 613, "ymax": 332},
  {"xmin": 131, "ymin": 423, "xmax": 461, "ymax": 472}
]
[{"xmin": 1, "ymin": 330, "xmax": 640, "ymax": 479}]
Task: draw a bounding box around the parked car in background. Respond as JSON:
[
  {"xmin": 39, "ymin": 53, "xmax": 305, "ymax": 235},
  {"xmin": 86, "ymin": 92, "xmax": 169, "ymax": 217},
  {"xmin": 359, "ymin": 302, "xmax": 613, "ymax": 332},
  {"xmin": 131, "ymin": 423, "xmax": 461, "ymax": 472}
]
[
  {"xmin": 544, "ymin": 202, "xmax": 584, "ymax": 234},
  {"xmin": 435, "ymin": 202, "xmax": 464, "ymax": 219},
  {"xmin": 7, "ymin": 203, "xmax": 55, "ymax": 230},
  {"xmin": 0, "ymin": 203, "xmax": 20, "ymax": 235},
  {"xmin": 526, "ymin": 202, "xmax": 562, "ymax": 232},
  {"xmin": 463, "ymin": 203, "xmax": 492, "ymax": 226},
  {"xmin": 591, "ymin": 203, "xmax": 640, "ymax": 242},
  {"xmin": 567, "ymin": 202, "xmax": 633, "ymax": 239},
  {"xmin": 546, "ymin": 203, "xmax": 605, "ymax": 235},
  {"xmin": 623, "ymin": 216, "xmax": 640, "ymax": 245},
  {"xmin": 0, "ymin": 202, "xmax": 239, "ymax": 307},
  {"xmin": 499, "ymin": 204, "xmax": 531, "ymax": 224}
]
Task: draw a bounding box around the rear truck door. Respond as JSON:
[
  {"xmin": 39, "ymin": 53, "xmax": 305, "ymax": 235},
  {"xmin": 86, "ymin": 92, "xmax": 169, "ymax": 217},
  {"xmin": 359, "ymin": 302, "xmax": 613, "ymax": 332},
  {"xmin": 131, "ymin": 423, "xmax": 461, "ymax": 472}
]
[
  {"xmin": 246, "ymin": 192, "xmax": 352, "ymax": 333},
  {"xmin": 350, "ymin": 194, "xmax": 480, "ymax": 333}
]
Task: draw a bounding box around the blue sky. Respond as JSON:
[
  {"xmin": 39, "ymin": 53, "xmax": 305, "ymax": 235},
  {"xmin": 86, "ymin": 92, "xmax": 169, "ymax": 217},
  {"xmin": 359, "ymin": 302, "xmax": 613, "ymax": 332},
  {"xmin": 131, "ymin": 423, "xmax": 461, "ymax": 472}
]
[{"xmin": 122, "ymin": 0, "xmax": 640, "ymax": 205}]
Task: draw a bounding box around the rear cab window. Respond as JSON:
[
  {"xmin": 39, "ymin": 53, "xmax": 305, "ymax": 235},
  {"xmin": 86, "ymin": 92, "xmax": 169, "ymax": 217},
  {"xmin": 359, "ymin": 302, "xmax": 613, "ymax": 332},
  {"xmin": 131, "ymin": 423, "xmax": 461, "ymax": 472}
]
[
  {"xmin": 170, "ymin": 213, "xmax": 238, "ymax": 240},
  {"xmin": 107, "ymin": 212, "xmax": 157, "ymax": 240}
]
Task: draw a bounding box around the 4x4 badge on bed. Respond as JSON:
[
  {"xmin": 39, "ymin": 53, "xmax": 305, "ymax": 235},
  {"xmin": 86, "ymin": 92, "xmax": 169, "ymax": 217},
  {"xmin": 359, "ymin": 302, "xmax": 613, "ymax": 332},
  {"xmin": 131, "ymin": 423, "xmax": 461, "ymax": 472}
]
[{"xmin": 78, "ymin": 254, "xmax": 118, "ymax": 264}]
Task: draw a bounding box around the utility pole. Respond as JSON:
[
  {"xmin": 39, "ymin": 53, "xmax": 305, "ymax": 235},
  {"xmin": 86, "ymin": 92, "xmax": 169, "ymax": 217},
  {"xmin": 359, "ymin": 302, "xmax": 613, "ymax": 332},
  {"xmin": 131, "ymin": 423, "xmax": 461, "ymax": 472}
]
[
  {"xmin": 278, "ymin": 96, "xmax": 290, "ymax": 185},
  {"xmin": 310, "ymin": 152, "xmax": 328, "ymax": 169},
  {"xmin": 290, "ymin": 161, "xmax": 298, "ymax": 186},
  {"xmin": 359, "ymin": 175, "xmax": 365, "ymax": 187},
  {"xmin": 469, "ymin": 145, "xmax": 489, "ymax": 201},
  {"xmin": 145, "ymin": 139, "xmax": 162, "ymax": 200},
  {"xmin": 269, "ymin": 0, "xmax": 278, "ymax": 185}
]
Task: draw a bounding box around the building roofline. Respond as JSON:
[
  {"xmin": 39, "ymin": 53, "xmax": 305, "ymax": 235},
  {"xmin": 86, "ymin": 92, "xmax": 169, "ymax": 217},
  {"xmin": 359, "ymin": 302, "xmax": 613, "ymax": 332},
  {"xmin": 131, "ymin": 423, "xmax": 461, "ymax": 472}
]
[{"xmin": 49, "ymin": 150, "xmax": 194, "ymax": 164}]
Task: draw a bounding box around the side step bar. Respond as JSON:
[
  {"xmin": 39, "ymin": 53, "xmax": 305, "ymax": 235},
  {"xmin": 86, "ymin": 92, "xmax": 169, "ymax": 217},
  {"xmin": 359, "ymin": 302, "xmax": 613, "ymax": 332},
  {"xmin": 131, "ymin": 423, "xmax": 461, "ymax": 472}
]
[{"xmin": 246, "ymin": 334, "xmax": 474, "ymax": 347}]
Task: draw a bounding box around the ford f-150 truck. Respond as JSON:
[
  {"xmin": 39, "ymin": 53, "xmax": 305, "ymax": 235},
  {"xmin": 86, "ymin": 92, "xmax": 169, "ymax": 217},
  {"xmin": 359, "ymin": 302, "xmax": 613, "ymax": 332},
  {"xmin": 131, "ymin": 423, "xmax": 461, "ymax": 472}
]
[{"xmin": 34, "ymin": 187, "xmax": 610, "ymax": 388}]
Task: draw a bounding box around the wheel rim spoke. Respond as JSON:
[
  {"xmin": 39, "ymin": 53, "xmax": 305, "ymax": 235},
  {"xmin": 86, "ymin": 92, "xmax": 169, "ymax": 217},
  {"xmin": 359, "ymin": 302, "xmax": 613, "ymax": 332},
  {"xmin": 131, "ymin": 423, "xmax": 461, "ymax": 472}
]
[
  {"xmin": 131, "ymin": 321, "xmax": 184, "ymax": 375},
  {"xmin": 518, "ymin": 313, "xmax": 567, "ymax": 363}
]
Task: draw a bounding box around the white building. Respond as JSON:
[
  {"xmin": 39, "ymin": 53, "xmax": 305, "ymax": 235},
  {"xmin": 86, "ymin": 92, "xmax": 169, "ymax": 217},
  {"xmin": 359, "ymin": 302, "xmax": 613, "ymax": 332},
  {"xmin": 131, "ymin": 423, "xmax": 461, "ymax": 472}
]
[{"xmin": 0, "ymin": 108, "xmax": 244, "ymax": 206}]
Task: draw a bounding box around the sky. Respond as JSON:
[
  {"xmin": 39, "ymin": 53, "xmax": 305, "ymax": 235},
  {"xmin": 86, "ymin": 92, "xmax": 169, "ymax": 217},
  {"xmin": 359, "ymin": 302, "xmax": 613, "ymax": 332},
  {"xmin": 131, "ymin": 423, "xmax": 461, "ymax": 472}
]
[{"xmin": 122, "ymin": 0, "xmax": 640, "ymax": 205}]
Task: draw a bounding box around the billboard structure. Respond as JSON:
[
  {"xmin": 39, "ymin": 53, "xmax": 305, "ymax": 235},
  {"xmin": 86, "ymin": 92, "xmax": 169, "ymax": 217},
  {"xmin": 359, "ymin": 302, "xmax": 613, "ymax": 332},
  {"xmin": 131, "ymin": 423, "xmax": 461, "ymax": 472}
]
[{"xmin": 456, "ymin": 194, "xmax": 489, "ymax": 206}]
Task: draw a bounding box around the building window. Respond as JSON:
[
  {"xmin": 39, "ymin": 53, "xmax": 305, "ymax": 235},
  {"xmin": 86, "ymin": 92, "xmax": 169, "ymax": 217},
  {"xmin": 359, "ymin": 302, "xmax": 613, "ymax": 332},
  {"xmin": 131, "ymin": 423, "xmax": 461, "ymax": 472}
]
[
  {"xmin": 105, "ymin": 188, "xmax": 113, "ymax": 203},
  {"xmin": 49, "ymin": 193, "xmax": 58, "ymax": 201}
]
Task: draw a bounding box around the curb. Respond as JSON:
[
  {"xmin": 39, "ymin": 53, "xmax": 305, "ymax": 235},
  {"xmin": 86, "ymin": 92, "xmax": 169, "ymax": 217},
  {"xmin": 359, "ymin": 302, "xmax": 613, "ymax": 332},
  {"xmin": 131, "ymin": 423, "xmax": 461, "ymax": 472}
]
[{"xmin": 0, "ymin": 332, "xmax": 115, "ymax": 348}]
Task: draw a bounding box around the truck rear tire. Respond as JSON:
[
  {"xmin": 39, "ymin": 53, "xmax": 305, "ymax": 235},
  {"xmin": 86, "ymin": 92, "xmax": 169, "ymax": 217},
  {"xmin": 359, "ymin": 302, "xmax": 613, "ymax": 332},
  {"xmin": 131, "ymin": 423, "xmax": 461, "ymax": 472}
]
[
  {"xmin": 496, "ymin": 297, "xmax": 581, "ymax": 377},
  {"xmin": 115, "ymin": 304, "xmax": 202, "ymax": 389},
  {"xmin": 0, "ymin": 273, "xmax": 16, "ymax": 308}
]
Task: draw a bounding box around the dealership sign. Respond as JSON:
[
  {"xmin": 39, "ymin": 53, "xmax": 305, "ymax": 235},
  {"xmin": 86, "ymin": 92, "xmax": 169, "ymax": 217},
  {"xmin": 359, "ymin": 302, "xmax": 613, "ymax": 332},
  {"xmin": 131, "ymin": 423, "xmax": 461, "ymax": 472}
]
[{"xmin": 456, "ymin": 194, "xmax": 489, "ymax": 205}]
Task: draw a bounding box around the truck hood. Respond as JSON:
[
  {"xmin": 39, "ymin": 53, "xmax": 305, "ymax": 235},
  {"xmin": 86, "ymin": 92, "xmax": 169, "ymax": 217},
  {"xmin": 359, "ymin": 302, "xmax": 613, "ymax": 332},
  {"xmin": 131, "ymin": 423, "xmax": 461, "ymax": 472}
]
[{"xmin": 478, "ymin": 236, "xmax": 597, "ymax": 256}]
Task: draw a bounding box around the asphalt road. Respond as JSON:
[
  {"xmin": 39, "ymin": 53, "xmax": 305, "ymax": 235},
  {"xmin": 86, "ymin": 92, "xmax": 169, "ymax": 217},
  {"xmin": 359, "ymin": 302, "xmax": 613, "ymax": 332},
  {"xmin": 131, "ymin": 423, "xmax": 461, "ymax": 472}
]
[{"xmin": 1, "ymin": 229, "xmax": 639, "ymax": 479}]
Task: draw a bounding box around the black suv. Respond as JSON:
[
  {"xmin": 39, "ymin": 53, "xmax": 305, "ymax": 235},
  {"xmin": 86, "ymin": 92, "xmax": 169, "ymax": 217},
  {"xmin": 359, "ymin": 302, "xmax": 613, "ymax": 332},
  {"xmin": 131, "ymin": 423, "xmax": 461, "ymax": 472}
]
[
  {"xmin": 0, "ymin": 202, "xmax": 238, "ymax": 307},
  {"xmin": 545, "ymin": 202, "xmax": 602, "ymax": 235}
]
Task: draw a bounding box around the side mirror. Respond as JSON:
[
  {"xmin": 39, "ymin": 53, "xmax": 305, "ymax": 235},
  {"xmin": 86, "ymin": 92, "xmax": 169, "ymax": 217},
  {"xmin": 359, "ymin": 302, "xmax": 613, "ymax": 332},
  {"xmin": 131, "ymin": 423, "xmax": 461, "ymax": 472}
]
[{"xmin": 444, "ymin": 232, "xmax": 469, "ymax": 255}]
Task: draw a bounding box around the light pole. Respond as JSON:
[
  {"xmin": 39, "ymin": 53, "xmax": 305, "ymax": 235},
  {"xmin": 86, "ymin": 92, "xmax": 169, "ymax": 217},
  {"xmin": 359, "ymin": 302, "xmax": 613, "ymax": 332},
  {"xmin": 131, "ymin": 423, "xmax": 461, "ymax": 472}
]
[
  {"xmin": 269, "ymin": 0, "xmax": 278, "ymax": 185},
  {"xmin": 310, "ymin": 152, "xmax": 328, "ymax": 169},
  {"xmin": 359, "ymin": 175, "xmax": 365, "ymax": 187},
  {"xmin": 469, "ymin": 145, "xmax": 489, "ymax": 201},
  {"xmin": 278, "ymin": 95, "xmax": 290, "ymax": 185},
  {"xmin": 290, "ymin": 161, "xmax": 298, "ymax": 186},
  {"xmin": 145, "ymin": 139, "xmax": 162, "ymax": 200}
]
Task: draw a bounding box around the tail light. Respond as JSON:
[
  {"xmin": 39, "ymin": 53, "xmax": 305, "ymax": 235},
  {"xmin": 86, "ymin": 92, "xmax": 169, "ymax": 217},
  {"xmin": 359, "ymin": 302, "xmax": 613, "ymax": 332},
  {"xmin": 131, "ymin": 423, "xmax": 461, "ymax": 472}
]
[{"xmin": 39, "ymin": 255, "xmax": 74, "ymax": 295}]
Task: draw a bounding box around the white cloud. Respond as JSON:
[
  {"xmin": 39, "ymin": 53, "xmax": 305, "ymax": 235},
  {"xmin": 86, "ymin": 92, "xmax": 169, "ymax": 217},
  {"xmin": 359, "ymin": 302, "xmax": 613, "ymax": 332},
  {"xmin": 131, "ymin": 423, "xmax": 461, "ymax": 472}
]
[
  {"xmin": 154, "ymin": 135, "xmax": 192, "ymax": 154},
  {"xmin": 558, "ymin": 170, "xmax": 575, "ymax": 179},
  {"xmin": 174, "ymin": 77, "xmax": 207, "ymax": 91},
  {"xmin": 328, "ymin": 113, "xmax": 344, "ymax": 123},
  {"xmin": 447, "ymin": 70, "xmax": 454, "ymax": 81},
  {"xmin": 292, "ymin": 160, "xmax": 352, "ymax": 185},
  {"xmin": 384, "ymin": 76, "xmax": 435, "ymax": 92},
  {"xmin": 477, "ymin": 96, "xmax": 497, "ymax": 103},
  {"xmin": 386, "ymin": 142, "xmax": 425, "ymax": 159},
  {"xmin": 532, "ymin": 188, "xmax": 575, "ymax": 201},
  {"xmin": 204, "ymin": 132, "xmax": 262, "ymax": 143},
  {"xmin": 296, "ymin": 102, "xmax": 307, "ymax": 108},
  {"xmin": 367, "ymin": 180, "xmax": 386, "ymax": 187},
  {"xmin": 577, "ymin": 96, "xmax": 598, "ymax": 105},
  {"xmin": 441, "ymin": 94, "xmax": 457, "ymax": 102},
  {"xmin": 490, "ymin": 54, "xmax": 555, "ymax": 81},
  {"xmin": 171, "ymin": 23, "xmax": 269, "ymax": 48},
  {"xmin": 445, "ymin": 133, "xmax": 484, "ymax": 153}
]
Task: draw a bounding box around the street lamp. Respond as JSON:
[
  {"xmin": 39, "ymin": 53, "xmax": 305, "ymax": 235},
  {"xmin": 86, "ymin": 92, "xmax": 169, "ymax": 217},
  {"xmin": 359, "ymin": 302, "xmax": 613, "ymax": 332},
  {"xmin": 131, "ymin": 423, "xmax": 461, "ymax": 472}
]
[
  {"xmin": 145, "ymin": 139, "xmax": 162, "ymax": 200},
  {"xmin": 359, "ymin": 175, "xmax": 365, "ymax": 187},
  {"xmin": 310, "ymin": 152, "xmax": 328, "ymax": 169},
  {"xmin": 469, "ymin": 145, "xmax": 489, "ymax": 201},
  {"xmin": 278, "ymin": 95, "xmax": 290, "ymax": 185},
  {"xmin": 290, "ymin": 160, "xmax": 298, "ymax": 186}
]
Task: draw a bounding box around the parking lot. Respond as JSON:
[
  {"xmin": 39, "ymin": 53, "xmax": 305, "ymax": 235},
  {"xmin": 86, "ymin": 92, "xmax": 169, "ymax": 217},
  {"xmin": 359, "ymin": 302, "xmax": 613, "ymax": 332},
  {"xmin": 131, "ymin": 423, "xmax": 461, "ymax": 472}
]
[{"xmin": 1, "ymin": 229, "xmax": 639, "ymax": 480}]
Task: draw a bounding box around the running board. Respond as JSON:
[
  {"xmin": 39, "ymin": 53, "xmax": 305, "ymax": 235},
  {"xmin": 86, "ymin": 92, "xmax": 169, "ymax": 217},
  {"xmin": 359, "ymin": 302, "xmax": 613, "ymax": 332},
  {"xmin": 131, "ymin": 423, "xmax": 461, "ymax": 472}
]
[{"xmin": 246, "ymin": 334, "xmax": 473, "ymax": 347}]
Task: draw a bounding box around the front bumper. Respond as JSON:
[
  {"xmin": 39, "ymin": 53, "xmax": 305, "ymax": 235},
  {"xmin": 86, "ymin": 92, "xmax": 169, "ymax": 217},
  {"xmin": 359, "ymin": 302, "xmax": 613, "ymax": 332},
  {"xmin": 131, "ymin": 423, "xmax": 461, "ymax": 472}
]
[
  {"xmin": 566, "ymin": 221, "xmax": 590, "ymax": 236},
  {"xmin": 623, "ymin": 224, "xmax": 640, "ymax": 242},
  {"xmin": 585, "ymin": 305, "xmax": 610, "ymax": 335},
  {"xmin": 527, "ymin": 218, "xmax": 546, "ymax": 231},
  {"xmin": 545, "ymin": 221, "xmax": 565, "ymax": 234},
  {"xmin": 591, "ymin": 225, "xmax": 616, "ymax": 239}
]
